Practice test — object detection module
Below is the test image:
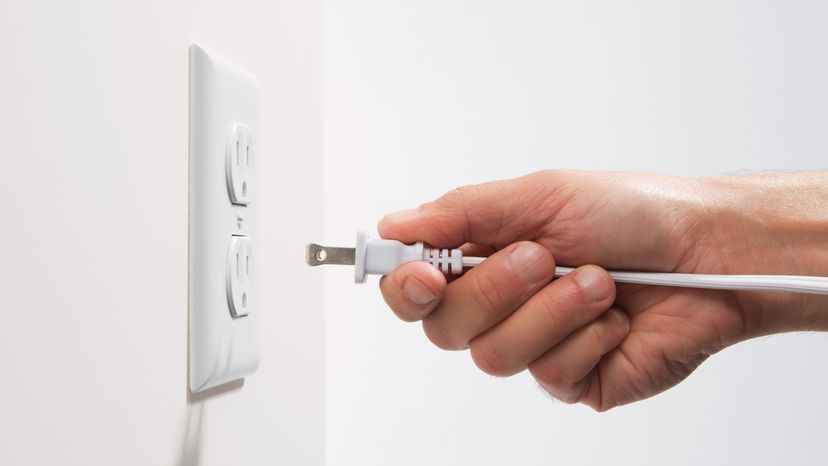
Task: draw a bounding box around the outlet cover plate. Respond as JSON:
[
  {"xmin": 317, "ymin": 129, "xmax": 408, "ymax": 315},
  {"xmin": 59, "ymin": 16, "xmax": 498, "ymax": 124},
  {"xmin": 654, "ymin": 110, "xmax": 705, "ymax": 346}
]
[{"xmin": 189, "ymin": 44, "xmax": 259, "ymax": 393}]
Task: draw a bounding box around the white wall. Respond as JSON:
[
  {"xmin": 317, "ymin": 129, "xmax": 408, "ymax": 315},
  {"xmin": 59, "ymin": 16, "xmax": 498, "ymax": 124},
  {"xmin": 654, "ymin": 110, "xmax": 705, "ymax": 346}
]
[
  {"xmin": 0, "ymin": 1, "xmax": 324, "ymax": 465},
  {"xmin": 323, "ymin": 1, "xmax": 828, "ymax": 465}
]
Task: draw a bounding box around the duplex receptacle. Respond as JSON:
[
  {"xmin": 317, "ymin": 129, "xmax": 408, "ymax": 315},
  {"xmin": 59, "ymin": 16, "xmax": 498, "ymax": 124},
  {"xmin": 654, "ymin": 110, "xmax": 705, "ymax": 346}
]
[
  {"xmin": 189, "ymin": 44, "xmax": 259, "ymax": 393},
  {"xmin": 227, "ymin": 235, "xmax": 253, "ymax": 317},
  {"xmin": 226, "ymin": 123, "xmax": 253, "ymax": 205}
]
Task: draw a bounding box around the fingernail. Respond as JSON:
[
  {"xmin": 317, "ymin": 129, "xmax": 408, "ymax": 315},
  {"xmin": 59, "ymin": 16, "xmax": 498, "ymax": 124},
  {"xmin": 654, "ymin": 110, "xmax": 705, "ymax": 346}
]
[
  {"xmin": 384, "ymin": 208, "xmax": 420, "ymax": 220},
  {"xmin": 573, "ymin": 266, "xmax": 612, "ymax": 302},
  {"xmin": 610, "ymin": 309, "xmax": 630, "ymax": 330},
  {"xmin": 510, "ymin": 243, "xmax": 549, "ymax": 284},
  {"xmin": 403, "ymin": 277, "xmax": 436, "ymax": 305}
]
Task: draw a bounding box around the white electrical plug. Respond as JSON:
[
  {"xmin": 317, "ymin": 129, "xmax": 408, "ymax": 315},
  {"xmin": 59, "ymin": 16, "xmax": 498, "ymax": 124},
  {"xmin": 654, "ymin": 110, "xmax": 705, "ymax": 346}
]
[
  {"xmin": 307, "ymin": 231, "xmax": 828, "ymax": 295},
  {"xmin": 307, "ymin": 232, "xmax": 465, "ymax": 283}
]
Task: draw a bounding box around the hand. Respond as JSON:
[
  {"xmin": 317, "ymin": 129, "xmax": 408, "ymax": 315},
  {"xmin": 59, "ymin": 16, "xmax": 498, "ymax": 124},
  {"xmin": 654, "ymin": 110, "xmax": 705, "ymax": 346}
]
[{"xmin": 378, "ymin": 170, "xmax": 828, "ymax": 411}]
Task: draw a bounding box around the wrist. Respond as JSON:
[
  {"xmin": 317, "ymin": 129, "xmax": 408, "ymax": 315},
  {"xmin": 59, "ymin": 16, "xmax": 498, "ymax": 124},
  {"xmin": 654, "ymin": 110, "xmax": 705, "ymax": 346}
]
[{"xmin": 697, "ymin": 172, "xmax": 828, "ymax": 335}]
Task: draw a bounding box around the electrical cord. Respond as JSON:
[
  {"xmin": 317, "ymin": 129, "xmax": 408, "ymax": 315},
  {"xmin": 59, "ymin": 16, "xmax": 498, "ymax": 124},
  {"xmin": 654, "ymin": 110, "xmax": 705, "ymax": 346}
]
[{"xmin": 306, "ymin": 232, "xmax": 828, "ymax": 295}]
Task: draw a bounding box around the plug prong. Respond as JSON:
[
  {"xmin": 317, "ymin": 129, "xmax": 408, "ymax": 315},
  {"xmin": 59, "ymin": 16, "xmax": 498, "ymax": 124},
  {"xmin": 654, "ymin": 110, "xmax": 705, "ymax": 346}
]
[{"xmin": 305, "ymin": 244, "xmax": 356, "ymax": 266}]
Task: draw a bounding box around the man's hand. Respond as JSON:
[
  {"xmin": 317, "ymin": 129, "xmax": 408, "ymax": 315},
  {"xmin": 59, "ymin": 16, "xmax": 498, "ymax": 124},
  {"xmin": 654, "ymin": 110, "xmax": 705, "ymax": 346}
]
[{"xmin": 378, "ymin": 170, "xmax": 828, "ymax": 411}]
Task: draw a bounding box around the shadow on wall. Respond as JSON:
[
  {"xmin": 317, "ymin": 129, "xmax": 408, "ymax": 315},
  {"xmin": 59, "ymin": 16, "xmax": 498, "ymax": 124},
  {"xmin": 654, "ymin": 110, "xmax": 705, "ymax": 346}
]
[{"xmin": 177, "ymin": 380, "xmax": 244, "ymax": 466}]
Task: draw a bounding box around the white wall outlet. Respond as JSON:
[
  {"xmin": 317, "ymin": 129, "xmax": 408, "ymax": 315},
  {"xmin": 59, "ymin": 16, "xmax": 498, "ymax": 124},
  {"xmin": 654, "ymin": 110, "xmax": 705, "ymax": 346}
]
[
  {"xmin": 226, "ymin": 123, "xmax": 252, "ymax": 205},
  {"xmin": 226, "ymin": 235, "xmax": 253, "ymax": 317},
  {"xmin": 189, "ymin": 44, "xmax": 259, "ymax": 393}
]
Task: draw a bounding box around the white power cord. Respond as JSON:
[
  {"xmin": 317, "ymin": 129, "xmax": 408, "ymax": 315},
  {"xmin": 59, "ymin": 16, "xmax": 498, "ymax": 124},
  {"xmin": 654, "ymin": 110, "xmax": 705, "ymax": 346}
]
[{"xmin": 306, "ymin": 232, "xmax": 828, "ymax": 295}]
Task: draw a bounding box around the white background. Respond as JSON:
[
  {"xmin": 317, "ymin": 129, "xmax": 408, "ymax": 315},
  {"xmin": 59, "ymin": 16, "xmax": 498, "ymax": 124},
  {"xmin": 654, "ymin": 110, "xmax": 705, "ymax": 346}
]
[
  {"xmin": 0, "ymin": 0, "xmax": 323, "ymax": 464},
  {"xmin": 323, "ymin": 1, "xmax": 828, "ymax": 465}
]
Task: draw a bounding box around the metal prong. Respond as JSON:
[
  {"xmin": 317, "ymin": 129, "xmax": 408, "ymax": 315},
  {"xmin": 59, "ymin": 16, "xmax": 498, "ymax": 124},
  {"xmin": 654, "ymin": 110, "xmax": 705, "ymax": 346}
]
[{"xmin": 305, "ymin": 243, "xmax": 356, "ymax": 267}]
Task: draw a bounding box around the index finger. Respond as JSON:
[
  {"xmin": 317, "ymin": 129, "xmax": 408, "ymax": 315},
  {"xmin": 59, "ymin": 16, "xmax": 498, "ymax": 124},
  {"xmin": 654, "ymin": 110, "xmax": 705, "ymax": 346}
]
[{"xmin": 377, "ymin": 171, "xmax": 573, "ymax": 247}]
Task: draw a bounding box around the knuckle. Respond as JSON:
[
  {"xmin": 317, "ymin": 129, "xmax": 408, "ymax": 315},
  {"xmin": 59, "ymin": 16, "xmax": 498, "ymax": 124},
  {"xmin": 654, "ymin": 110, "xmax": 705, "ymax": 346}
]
[
  {"xmin": 533, "ymin": 288, "xmax": 570, "ymax": 329},
  {"xmin": 469, "ymin": 338, "xmax": 511, "ymax": 377},
  {"xmin": 449, "ymin": 183, "xmax": 483, "ymax": 202},
  {"xmin": 468, "ymin": 273, "xmax": 506, "ymax": 317},
  {"xmin": 592, "ymin": 402, "xmax": 613, "ymax": 413},
  {"xmin": 595, "ymin": 309, "xmax": 629, "ymax": 349},
  {"xmin": 430, "ymin": 185, "xmax": 470, "ymax": 211},
  {"xmin": 532, "ymin": 278, "xmax": 605, "ymax": 329},
  {"xmin": 587, "ymin": 318, "xmax": 610, "ymax": 342},
  {"xmin": 429, "ymin": 183, "xmax": 490, "ymax": 215},
  {"xmin": 529, "ymin": 359, "xmax": 571, "ymax": 391},
  {"xmin": 421, "ymin": 318, "xmax": 463, "ymax": 351}
]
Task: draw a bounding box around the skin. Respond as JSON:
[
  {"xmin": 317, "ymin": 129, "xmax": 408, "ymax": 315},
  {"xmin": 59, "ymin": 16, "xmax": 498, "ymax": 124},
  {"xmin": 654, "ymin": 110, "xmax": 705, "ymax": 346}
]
[{"xmin": 378, "ymin": 170, "xmax": 828, "ymax": 411}]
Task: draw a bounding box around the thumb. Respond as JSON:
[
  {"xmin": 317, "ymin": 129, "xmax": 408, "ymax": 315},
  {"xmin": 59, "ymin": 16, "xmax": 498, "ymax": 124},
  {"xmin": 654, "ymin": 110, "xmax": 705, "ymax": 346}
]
[{"xmin": 378, "ymin": 171, "xmax": 570, "ymax": 247}]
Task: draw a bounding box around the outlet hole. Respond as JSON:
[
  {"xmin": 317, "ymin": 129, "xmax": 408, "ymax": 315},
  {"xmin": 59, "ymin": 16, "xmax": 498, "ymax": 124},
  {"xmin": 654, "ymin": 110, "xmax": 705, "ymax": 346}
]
[
  {"xmin": 236, "ymin": 252, "xmax": 240, "ymax": 279},
  {"xmin": 242, "ymin": 181, "xmax": 247, "ymax": 197},
  {"xmin": 246, "ymin": 254, "xmax": 250, "ymax": 276},
  {"xmin": 315, "ymin": 249, "xmax": 327, "ymax": 262},
  {"xmin": 246, "ymin": 145, "xmax": 250, "ymax": 166},
  {"xmin": 236, "ymin": 140, "xmax": 240, "ymax": 166},
  {"xmin": 242, "ymin": 292, "xmax": 247, "ymax": 309}
]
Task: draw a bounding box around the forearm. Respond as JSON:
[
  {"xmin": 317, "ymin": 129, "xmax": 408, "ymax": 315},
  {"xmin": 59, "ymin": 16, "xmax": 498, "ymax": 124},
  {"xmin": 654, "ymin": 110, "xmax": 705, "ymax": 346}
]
[{"xmin": 698, "ymin": 172, "xmax": 828, "ymax": 334}]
